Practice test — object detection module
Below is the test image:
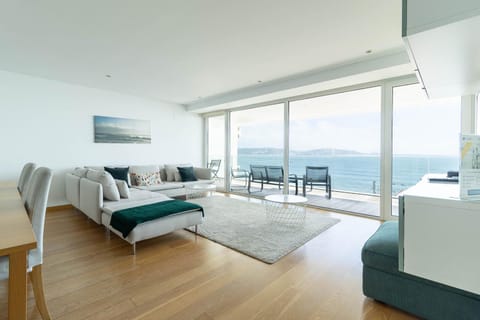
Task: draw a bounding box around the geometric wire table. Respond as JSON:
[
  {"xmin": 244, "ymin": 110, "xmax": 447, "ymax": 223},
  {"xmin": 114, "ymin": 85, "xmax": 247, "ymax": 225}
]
[
  {"xmin": 264, "ymin": 194, "xmax": 308, "ymax": 227},
  {"xmin": 185, "ymin": 183, "xmax": 217, "ymax": 200}
]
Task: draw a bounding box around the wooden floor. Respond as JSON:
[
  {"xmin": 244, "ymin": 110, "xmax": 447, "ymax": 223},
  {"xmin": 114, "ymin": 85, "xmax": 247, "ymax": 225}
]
[{"xmin": 0, "ymin": 194, "xmax": 418, "ymax": 320}]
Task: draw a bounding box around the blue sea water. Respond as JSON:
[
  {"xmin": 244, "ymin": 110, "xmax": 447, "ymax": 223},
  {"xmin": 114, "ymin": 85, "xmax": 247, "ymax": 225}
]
[{"xmin": 236, "ymin": 154, "xmax": 458, "ymax": 195}]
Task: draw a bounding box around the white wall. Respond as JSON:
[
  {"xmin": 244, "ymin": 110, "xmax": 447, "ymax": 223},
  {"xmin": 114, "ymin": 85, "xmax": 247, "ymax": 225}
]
[{"xmin": 0, "ymin": 70, "xmax": 203, "ymax": 206}]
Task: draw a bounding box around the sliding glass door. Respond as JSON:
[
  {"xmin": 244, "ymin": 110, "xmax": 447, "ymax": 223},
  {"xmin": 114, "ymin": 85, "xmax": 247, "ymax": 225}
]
[
  {"xmin": 206, "ymin": 114, "xmax": 225, "ymax": 190},
  {"xmin": 204, "ymin": 76, "xmax": 466, "ymax": 219},
  {"xmin": 230, "ymin": 104, "xmax": 285, "ymax": 194},
  {"xmin": 289, "ymin": 87, "xmax": 382, "ymax": 216},
  {"xmin": 392, "ymin": 83, "xmax": 460, "ymax": 215}
]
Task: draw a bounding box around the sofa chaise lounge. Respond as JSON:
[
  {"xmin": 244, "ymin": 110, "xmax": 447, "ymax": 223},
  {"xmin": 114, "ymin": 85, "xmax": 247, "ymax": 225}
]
[{"xmin": 65, "ymin": 164, "xmax": 213, "ymax": 254}]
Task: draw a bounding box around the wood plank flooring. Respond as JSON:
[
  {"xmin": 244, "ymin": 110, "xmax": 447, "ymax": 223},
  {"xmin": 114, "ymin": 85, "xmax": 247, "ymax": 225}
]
[{"xmin": 0, "ymin": 194, "xmax": 418, "ymax": 320}]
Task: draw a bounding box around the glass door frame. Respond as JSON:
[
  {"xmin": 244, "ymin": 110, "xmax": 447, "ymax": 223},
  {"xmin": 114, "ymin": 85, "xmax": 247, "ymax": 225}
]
[
  {"xmin": 382, "ymin": 76, "xmax": 418, "ymax": 220},
  {"xmin": 203, "ymin": 74, "xmax": 472, "ymax": 221}
]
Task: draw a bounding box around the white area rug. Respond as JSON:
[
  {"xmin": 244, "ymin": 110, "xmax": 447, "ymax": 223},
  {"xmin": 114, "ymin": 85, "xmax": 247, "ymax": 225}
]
[{"xmin": 188, "ymin": 196, "xmax": 340, "ymax": 264}]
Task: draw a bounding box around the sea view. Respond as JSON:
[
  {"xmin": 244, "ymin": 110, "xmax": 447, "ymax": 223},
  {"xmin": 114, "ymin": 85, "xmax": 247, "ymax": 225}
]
[{"xmin": 236, "ymin": 151, "xmax": 458, "ymax": 195}]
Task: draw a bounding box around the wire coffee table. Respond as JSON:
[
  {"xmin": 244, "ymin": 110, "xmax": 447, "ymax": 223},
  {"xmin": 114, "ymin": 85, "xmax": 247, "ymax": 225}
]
[
  {"xmin": 185, "ymin": 183, "xmax": 216, "ymax": 200},
  {"xmin": 264, "ymin": 194, "xmax": 308, "ymax": 227}
]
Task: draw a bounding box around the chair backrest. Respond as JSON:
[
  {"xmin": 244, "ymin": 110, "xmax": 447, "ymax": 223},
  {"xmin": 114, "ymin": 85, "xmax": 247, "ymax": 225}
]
[
  {"xmin": 305, "ymin": 166, "xmax": 328, "ymax": 183},
  {"xmin": 208, "ymin": 159, "xmax": 221, "ymax": 173},
  {"xmin": 25, "ymin": 167, "xmax": 53, "ymax": 269},
  {"xmin": 250, "ymin": 165, "xmax": 267, "ymax": 180},
  {"xmin": 17, "ymin": 162, "xmax": 37, "ymax": 195},
  {"xmin": 231, "ymin": 168, "xmax": 248, "ymax": 178},
  {"xmin": 266, "ymin": 166, "xmax": 284, "ymax": 182}
]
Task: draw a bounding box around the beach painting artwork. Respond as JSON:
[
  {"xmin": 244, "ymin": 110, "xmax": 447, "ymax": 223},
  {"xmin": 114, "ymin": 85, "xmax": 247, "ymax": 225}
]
[{"xmin": 94, "ymin": 115, "xmax": 151, "ymax": 144}]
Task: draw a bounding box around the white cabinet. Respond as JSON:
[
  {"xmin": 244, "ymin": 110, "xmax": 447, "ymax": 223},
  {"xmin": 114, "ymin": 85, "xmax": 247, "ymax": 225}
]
[
  {"xmin": 402, "ymin": 0, "xmax": 480, "ymax": 98},
  {"xmin": 399, "ymin": 178, "xmax": 480, "ymax": 294}
]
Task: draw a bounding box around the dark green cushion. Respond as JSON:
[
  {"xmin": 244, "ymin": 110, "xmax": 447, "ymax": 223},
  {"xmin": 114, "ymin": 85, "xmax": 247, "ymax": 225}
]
[
  {"xmin": 361, "ymin": 221, "xmax": 399, "ymax": 274},
  {"xmin": 104, "ymin": 166, "xmax": 130, "ymax": 187},
  {"xmin": 177, "ymin": 166, "xmax": 197, "ymax": 182}
]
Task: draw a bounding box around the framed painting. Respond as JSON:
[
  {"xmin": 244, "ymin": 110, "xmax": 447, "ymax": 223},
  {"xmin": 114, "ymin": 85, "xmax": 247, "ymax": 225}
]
[{"xmin": 94, "ymin": 115, "xmax": 151, "ymax": 144}]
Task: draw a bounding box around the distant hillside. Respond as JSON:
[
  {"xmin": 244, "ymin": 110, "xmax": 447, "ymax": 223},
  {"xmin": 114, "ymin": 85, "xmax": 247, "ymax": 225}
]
[
  {"xmin": 238, "ymin": 148, "xmax": 364, "ymax": 156},
  {"xmin": 238, "ymin": 148, "xmax": 283, "ymax": 155}
]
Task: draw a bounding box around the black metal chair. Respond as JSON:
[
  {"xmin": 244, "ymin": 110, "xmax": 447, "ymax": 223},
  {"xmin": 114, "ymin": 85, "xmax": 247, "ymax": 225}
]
[
  {"xmin": 303, "ymin": 166, "xmax": 331, "ymax": 199},
  {"xmin": 265, "ymin": 166, "xmax": 283, "ymax": 189},
  {"xmin": 231, "ymin": 167, "xmax": 249, "ymax": 189},
  {"xmin": 208, "ymin": 159, "xmax": 221, "ymax": 178},
  {"xmin": 248, "ymin": 165, "xmax": 267, "ymax": 193}
]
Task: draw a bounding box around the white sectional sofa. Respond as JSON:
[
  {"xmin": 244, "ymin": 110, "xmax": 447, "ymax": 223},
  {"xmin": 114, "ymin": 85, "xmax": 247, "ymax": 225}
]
[
  {"xmin": 65, "ymin": 164, "xmax": 213, "ymax": 254},
  {"xmin": 127, "ymin": 164, "xmax": 214, "ymax": 197}
]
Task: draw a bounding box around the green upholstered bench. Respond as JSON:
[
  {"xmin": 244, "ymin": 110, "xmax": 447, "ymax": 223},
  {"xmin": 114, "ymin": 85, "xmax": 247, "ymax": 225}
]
[{"xmin": 362, "ymin": 221, "xmax": 480, "ymax": 320}]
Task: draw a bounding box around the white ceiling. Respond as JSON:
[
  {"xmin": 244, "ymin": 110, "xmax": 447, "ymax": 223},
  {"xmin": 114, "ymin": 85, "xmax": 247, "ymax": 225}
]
[{"xmin": 0, "ymin": 0, "xmax": 407, "ymax": 107}]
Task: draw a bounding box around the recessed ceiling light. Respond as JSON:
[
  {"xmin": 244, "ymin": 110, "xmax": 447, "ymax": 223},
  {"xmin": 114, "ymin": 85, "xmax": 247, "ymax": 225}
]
[
  {"xmin": 365, "ymin": 50, "xmax": 372, "ymax": 54},
  {"xmin": 105, "ymin": 74, "xmax": 112, "ymax": 78},
  {"xmin": 257, "ymin": 80, "xmax": 263, "ymax": 83}
]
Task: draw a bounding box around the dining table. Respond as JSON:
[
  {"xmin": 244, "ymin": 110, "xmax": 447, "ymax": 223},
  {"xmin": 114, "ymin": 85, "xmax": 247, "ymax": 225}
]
[{"xmin": 0, "ymin": 181, "xmax": 37, "ymax": 320}]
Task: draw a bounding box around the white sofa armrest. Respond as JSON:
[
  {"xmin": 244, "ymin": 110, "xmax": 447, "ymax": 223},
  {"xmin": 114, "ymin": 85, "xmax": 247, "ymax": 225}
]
[
  {"xmin": 79, "ymin": 178, "xmax": 103, "ymax": 224},
  {"xmin": 65, "ymin": 173, "xmax": 81, "ymax": 209},
  {"xmin": 194, "ymin": 167, "xmax": 212, "ymax": 180}
]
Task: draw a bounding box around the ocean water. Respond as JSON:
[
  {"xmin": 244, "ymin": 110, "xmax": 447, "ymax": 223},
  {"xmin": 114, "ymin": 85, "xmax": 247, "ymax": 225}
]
[{"xmin": 236, "ymin": 154, "xmax": 458, "ymax": 195}]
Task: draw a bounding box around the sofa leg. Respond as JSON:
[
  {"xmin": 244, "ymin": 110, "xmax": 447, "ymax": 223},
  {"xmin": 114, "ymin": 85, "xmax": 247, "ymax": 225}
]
[
  {"xmin": 131, "ymin": 243, "xmax": 136, "ymax": 255},
  {"xmin": 195, "ymin": 225, "xmax": 198, "ymax": 234},
  {"xmin": 105, "ymin": 227, "xmax": 110, "ymax": 239}
]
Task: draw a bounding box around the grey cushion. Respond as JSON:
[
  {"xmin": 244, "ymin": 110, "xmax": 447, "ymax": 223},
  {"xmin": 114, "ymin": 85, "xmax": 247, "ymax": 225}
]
[
  {"xmin": 72, "ymin": 167, "xmax": 88, "ymax": 178},
  {"xmin": 115, "ymin": 179, "xmax": 130, "ymax": 199},
  {"xmin": 86, "ymin": 169, "xmax": 120, "ymax": 201}
]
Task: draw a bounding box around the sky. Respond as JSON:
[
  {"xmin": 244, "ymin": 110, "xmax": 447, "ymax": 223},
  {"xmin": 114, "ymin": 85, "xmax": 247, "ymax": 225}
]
[
  {"xmin": 211, "ymin": 84, "xmax": 462, "ymax": 158},
  {"xmin": 235, "ymin": 85, "xmax": 461, "ymax": 156},
  {"xmin": 235, "ymin": 103, "xmax": 460, "ymax": 156}
]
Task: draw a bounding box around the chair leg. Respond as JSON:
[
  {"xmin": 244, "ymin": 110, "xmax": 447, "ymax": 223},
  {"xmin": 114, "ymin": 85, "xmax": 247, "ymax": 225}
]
[
  {"xmin": 29, "ymin": 265, "xmax": 51, "ymax": 320},
  {"xmin": 132, "ymin": 242, "xmax": 136, "ymax": 255}
]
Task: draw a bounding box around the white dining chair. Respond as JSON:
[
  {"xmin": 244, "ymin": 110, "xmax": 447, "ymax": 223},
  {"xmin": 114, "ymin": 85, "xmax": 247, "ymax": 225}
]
[
  {"xmin": 17, "ymin": 162, "xmax": 37, "ymax": 202},
  {"xmin": 1, "ymin": 167, "xmax": 53, "ymax": 319}
]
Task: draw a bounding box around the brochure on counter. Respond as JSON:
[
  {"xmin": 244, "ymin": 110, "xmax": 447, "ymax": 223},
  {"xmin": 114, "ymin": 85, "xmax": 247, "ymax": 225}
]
[{"xmin": 460, "ymin": 134, "xmax": 480, "ymax": 199}]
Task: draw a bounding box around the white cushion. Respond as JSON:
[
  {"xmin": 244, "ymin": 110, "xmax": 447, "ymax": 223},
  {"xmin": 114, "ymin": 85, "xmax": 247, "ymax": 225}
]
[
  {"xmin": 132, "ymin": 172, "xmax": 162, "ymax": 186},
  {"xmin": 86, "ymin": 169, "xmax": 120, "ymax": 201},
  {"xmin": 115, "ymin": 179, "xmax": 130, "ymax": 198},
  {"xmin": 165, "ymin": 164, "xmax": 192, "ymax": 182},
  {"xmin": 130, "ymin": 165, "xmax": 161, "ymax": 186},
  {"xmin": 72, "ymin": 167, "xmax": 88, "ymax": 178}
]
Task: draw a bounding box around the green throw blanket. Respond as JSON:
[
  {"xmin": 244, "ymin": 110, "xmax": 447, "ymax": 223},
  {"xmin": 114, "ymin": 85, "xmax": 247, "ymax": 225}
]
[{"xmin": 110, "ymin": 200, "xmax": 204, "ymax": 238}]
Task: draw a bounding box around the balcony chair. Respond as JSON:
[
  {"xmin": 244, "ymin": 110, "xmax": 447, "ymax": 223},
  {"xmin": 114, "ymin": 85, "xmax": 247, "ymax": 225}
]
[
  {"xmin": 1, "ymin": 167, "xmax": 53, "ymax": 319},
  {"xmin": 231, "ymin": 167, "xmax": 249, "ymax": 189},
  {"xmin": 248, "ymin": 165, "xmax": 267, "ymax": 193},
  {"xmin": 208, "ymin": 159, "xmax": 221, "ymax": 178},
  {"xmin": 265, "ymin": 166, "xmax": 299, "ymax": 194},
  {"xmin": 17, "ymin": 162, "xmax": 37, "ymax": 200},
  {"xmin": 303, "ymin": 166, "xmax": 331, "ymax": 199}
]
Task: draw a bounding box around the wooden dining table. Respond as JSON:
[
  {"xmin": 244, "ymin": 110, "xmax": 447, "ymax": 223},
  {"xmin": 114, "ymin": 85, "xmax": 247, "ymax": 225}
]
[{"xmin": 0, "ymin": 182, "xmax": 37, "ymax": 320}]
